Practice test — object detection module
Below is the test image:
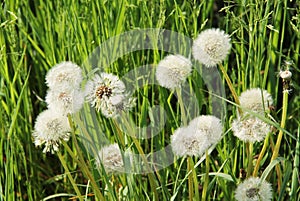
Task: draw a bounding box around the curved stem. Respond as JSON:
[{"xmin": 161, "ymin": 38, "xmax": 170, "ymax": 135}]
[
  {"xmin": 218, "ymin": 64, "xmax": 241, "ymax": 113},
  {"xmin": 270, "ymin": 91, "xmax": 288, "ymax": 161},
  {"xmin": 269, "ymin": 90, "xmax": 288, "ymax": 190},
  {"xmin": 113, "ymin": 115, "xmax": 159, "ymax": 201},
  {"xmin": 253, "ymin": 134, "xmax": 270, "ymax": 177},
  {"xmin": 57, "ymin": 152, "xmax": 83, "ymax": 201},
  {"xmin": 66, "ymin": 115, "xmax": 105, "ymax": 201}
]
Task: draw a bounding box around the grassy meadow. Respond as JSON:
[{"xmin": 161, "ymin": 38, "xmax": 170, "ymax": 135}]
[{"xmin": 0, "ymin": 0, "xmax": 299, "ymax": 200}]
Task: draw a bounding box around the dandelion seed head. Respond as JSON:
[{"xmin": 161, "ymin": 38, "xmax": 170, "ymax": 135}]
[
  {"xmin": 171, "ymin": 127, "xmax": 208, "ymax": 157},
  {"xmin": 239, "ymin": 88, "xmax": 273, "ymax": 114},
  {"xmin": 96, "ymin": 143, "xmax": 124, "ymax": 174},
  {"xmin": 232, "ymin": 117, "xmax": 271, "ymax": 143},
  {"xmin": 235, "ymin": 177, "xmax": 272, "ymax": 201},
  {"xmin": 85, "ymin": 73, "xmax": 131, "ymax": 118},
  {"xmin": 32, "ymin": 110, "xmax": 70, "ymax": 153},
  {"xmin": 192, "ymin": 28, "xmax": 231, "ymax": 67},
  {"xmin": 279, "ymin": 69, "xmax": 292, "ymax": 80},
  {"xmin": 46, "ymin": 89, "xmax": 84, "ymax": 115},
  {"xmin": 188, "ymin": 115, "xmax": 222, "ymax": 146},
  {"xmin": 46, "ymin": 62, "xmax": 83, "ymax": 90},
  {"xmin": 156, "ymin": 54, "xmax": 192, "ymax": 90}
]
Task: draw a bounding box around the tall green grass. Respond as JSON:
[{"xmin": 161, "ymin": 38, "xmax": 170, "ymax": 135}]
[{"xmin": 0, "ymin": 0, "xmax": 299, "ymax": 200}]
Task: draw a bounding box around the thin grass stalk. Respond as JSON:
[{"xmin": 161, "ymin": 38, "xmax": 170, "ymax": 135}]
[
  {"xmin": 66, "ymin": 115, "xmax": 105, "ymax": 201},
  {"xmin": 112, "ymin": 120, "xmax": 125, "ymax": 147},
  {"xmin": 57, "ymin": 152, "xmax": 83, "ymax": 201},
  {"xmin": 127, "ymin": 134, "xmax": 159, "ymax": 201},
  {"xmin": 62, "ymin": 140, "xmax": 105, "ymax": 201},
  {"xmin": 218, "ymin": 64, "xmax": 240, "ymax": 111},
  {"xmin": 113, "ymin": 116, "xmax": 159, "ymax": 201}
]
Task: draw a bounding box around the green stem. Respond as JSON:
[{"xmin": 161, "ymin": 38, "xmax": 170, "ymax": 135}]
[
  {"xmin": 176, "ymin": 88, "xmax": 188, "ymax": 126},
  {"xmin": 187, "ymin": 157, "xmax": 194, "ymax": 201},
  {"xmin": 130, "ymin": 137, "xmax": 159, "ymax": 201},
  {"xmin": 66, "ymin": 115, "xmax": 105, "ymax": 201},
  {"xmin": 114, "ymin": 116, "xmax": 159, "ymax": 201},
  {"xmin": 218, "ymin": 64, "xmax": 241, "ymax": 112},
  {"xmin": 246, "ymin": 142, "xmax": 253, "ymax": 178},
  {"xmin": 112, "ymin": 119, "xmax": 125, "ymax": 147},
  {"xmin": 202, "ymin": 150, "xmax": 209, "ymax": 201},
  {"xmin": 269, "ymin": 90, "xmax": 288, "ymax": 190},
  {"xmin": 57, "ymin": 152, "xmax": 83, "ymax": 201},
  {"xmin": 253, "ymin": 134, "xmax": 270, "ymax": 177},
  {"xmin": 271, "ymin": 91, "xmax": 288, "ymax": 161}
]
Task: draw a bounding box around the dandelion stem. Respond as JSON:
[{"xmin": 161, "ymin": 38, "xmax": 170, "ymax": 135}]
[
  {"xmin": 66, "ymin": 115, "xmax": 105, "ymax": 201},
  {"xmin": 113, "ymin": 116, "xmax": 159, "ymax": 201},
  {"xmin": 218, "ymin": 64, "xmax": 241, "ymax": 111},
  {"xmin": 187, "ymin": 156, "xmax": 194, "ymax": 201},
  {"xmin": 270, "ymin": 91, "xmax": 288, "ymax": 161},
  {"xmin": 112, "ymin": 119, "xmax": 125, "ymax": 147},
  {"xmin": 269, "ymin": 90, "xmax": 289, "ymax": 191},
  {"xmin": 130, "ymin": 137, "xmax": 159, "ymax": 201},
  {"xmin": 176, "ymin": 88, "xmax": 188, "ymax": 126},
  {"xmin": 57, "ymin": 152, "xmax": 83, "ymax": 201},
  {"xmin": 253, "ymin": 134, "xmax": 270, "ymax": 177},
  {"xmin": 246, "ymin": 142, "xmax": 253, "ymax": 178},
  {"xmin": 202, "ymin": 150, "xmax": 210, "ymax": 201}
]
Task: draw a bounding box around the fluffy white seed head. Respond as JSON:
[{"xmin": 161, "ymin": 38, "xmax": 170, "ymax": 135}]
[
  {"xmin": 239, "ymin": 88, "xmax": 273, "ymax": 114},
  {"xmin": 188, "ymin": 115, "xmax": 223, "ymax": 145},
  {"xmin": 96, "ymin": 143, "xmax": 125, "ymax": 174},
  {"xmin": 45, "ymin": 61, "xmax": 83, "ymax": 90},
  {"xmin": 32, "ymin": 109, "xmax": 70, "ymax": 153},
  {"xmin": 85, "ymin": 73, "xmax": 135, "ymax": 118},
  {"xmin": 156, "ymin": 54, "xmax": 192, "ymax": 90},
  {"xmin": 232, "ymin": 117, "xmax": 271, "ymax": 143},
  {"xmin": 235, "ymin": 177, "xmax": 273, "ymax": 201},
  {"xmin": 192, "ymin": 28, "xmax": 231, "ymax": 67},
  {"xmin": 171, "ymin": 127, "xmax": 208, "ymax": 157},
  {"xmin": 171, "ymin": 115, "xmax": 223, "ymax": 157},
  {"xmin": 46, "ymin": 89, "xmax": 84, "ymax": 115}
]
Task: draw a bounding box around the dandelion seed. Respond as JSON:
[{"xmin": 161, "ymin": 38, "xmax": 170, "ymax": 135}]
[
  {"xmin": 232, "ymin": 117, "xmax": 271, "ymax": 143},
  {"xmin": 235, "ymin": 177, "xmax": 272, "ymax": 201},
  {"xmin": 155, "ymin": 54, "xmax": 192, "ymax": 90},
  {"xmin": 32, "ymin": 109, "xmax": 70, "ymax": 153},
  {"xmin": 46, "ymin": 89, "xmax": 84, "ymax": 115},
  {"xmin": 192, "ymin": 28, "xmax": 231, "ymax": 67},
  {"xmin": 239, "ymin": 88, "xmax": 273, "ymax": 114},
  {"xmin": 45, "ymin": 61, "xmax": 83, "ymax": 90},
  {"xmin": 96, "ymin": 143, "xmax": 125, "ymax": 174},
  {"xmin": 85, "ymin": 73, "xmax": 134, "ymax": 118}
]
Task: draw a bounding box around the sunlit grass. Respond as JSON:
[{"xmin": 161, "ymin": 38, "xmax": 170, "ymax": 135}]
[{"xmin": 0, "ymin": 0, "xmax": 299, "ymax": 200}]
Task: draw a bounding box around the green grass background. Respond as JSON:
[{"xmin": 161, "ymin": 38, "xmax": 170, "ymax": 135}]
[{"xmin": 0, "ymin": 0, "xmax": 299, "ymax": 200}]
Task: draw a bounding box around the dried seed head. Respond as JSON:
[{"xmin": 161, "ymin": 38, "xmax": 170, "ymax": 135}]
[{"xmin": 279, "ymin": 70, "xmax": 292, "ymax": 80}]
